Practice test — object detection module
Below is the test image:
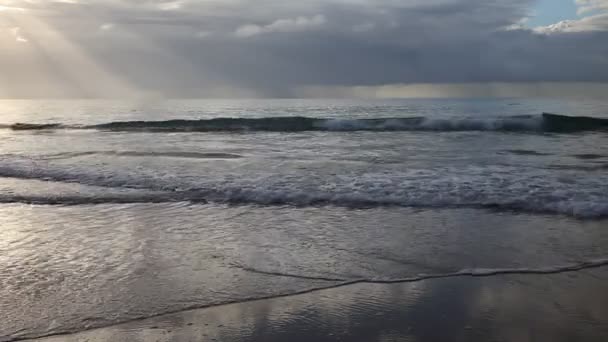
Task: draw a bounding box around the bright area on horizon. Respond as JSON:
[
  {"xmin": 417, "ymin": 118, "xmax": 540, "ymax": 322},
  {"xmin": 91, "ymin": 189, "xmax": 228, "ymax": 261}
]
[{"xmin": 0, "ymin": 0, "xmax": 607, "ymax": 98}]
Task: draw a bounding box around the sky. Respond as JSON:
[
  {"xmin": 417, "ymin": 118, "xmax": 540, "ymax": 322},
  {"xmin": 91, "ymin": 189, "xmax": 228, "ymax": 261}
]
[
  {"xmin": 0, "ymin": 0, "xmax": 608, "ymax": 98},
  {"xmin": 526, "ymin": 0, "xmax": 578, "ymax": 27}
]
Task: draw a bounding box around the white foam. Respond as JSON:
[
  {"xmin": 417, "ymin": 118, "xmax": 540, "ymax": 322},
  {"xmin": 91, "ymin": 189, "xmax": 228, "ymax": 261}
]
[{"xmin": 1, "ymin": 156, "xmax": 607, "ymax": 218}]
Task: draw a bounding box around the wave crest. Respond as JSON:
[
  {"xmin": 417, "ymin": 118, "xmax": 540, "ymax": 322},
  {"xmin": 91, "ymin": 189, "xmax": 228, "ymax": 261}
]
[
  {"xmin": 2, "ymin": 113, "xmax": 607, "ymax": 133},
  {"xmin": 0, "ymin": 161, "xmax": 606, "ymax": 218}
]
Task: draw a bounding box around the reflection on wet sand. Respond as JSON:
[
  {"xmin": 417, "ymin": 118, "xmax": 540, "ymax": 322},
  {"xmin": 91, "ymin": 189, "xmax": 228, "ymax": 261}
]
[
  {"xmin": 32, "ymin": 267, "xmax": 608, "ymax": 342},
  {"xmin": 2, "ymin": 203, "xmax": 608, "ymax": 341}
]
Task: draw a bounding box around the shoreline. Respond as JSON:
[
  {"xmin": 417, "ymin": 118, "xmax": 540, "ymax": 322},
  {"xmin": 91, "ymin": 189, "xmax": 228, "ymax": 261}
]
[{"xmin": 22, "ymin": 265, "xmax": 608, "ymax": 342}]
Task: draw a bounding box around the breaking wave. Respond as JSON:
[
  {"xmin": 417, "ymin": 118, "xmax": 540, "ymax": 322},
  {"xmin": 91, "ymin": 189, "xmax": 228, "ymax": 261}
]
[
  {"xmin": 0, "ymin": 161, "xmax": 606, "ymax": 218},
  {"xmin": 2, "ymin": 113, "xmax": 608, "ymax": 133},
  {"xmin": 0, "ymin": 191, "xmax": 606, "ymax": 219}
]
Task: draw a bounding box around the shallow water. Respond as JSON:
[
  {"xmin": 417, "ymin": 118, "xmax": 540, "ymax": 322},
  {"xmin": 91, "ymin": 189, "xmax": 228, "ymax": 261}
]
[
  {"xmin": 1, "ymin": 99, "xmax": 608, "ymax": 217},
  {"xmin": 1, "ymin": 98, "xmax": 607, "ymax": 341},
  {"xmin": 31, "ymin": 268, "xmax": 608, "ymax": 342}
]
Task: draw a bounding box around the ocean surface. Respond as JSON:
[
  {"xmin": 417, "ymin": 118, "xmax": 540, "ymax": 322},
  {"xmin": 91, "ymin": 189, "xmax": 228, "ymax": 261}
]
[{"xmin": 1, "ymin": 98, "xmax": 608, "ymax": 341}]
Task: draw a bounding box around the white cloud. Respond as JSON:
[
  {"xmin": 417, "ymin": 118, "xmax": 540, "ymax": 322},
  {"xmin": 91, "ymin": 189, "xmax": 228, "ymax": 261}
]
[
  {"xmin": 234, "ymin": 25, "xmax": 262, "ymax": 38},
  {"xmin": 235, "ymin": 14, "xmax": 326, "ymax": 38},
  {"xmin": 536, "ymin": 14, "xmax": 608, "ymax": 33},
  {"xmin": 0, "ymin": 5, "xmax": 25, "ymax": 12},
  {"xmin": 1, "ymin": 0, "xmax": 608, "ymax": 98},
  {"xmin": 158, "ymin": 1, "xmax": 185, "ymax": 11},
  {"xmin": 100, "ymin": 23, "xmax": 115, "ymax": 31},
  {"xmin": 536, "ymin": 0, "xmax": 608, "ymax": 33},
  {"xmin": 535, "ymin": 13, "xmax": 608, "ymax": 33},
  {"xmin": 503, "ymin": 17, "xmax": 528, "ymax": 31},
  {"xmin": 10, "ymin": 27, "xmax": 28, "ymax": 43},
  {"xmin": 576, "ymin": 0, "xmax": 608, "ymax": 15}
]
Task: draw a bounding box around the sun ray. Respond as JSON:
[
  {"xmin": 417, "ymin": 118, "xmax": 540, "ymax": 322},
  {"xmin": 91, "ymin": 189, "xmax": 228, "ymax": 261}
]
[{"xmin": 1, "ymin": 6, "xmax": 140, "ymax": 98}]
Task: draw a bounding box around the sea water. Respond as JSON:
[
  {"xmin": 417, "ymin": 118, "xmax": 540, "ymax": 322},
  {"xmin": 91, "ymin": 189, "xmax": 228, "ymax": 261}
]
[{"xmin": 1, "ymin": 98, "xmax": 607, "ymax": 340}]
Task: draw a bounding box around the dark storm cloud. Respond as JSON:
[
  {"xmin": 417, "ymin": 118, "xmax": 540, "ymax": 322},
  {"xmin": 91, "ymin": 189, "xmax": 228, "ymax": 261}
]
[{"xmin": 1, "ymin": 0, "xmax": 607, "ymax": 97}]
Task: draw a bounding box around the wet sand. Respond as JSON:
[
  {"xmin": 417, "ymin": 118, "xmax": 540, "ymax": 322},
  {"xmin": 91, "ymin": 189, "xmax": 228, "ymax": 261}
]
[{"xmin": 27, "ymin": 266, "xmax": 608, "ymax": 342}]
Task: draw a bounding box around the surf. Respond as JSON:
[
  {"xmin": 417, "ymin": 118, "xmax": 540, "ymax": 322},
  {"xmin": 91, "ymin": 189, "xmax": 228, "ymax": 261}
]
[{"xmin": 2, "ymin": 113, "xmax": 607, "ymax": 133}]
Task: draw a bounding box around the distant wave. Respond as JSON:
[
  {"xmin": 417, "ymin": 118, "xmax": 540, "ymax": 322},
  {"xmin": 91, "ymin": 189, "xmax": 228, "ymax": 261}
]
[
  {"xmin": 2, "ymin": 113, "xmax": 608, "ymax": 133},
  {"xmin": 7, "ymin": 123, "xmax": 62, "ymax": 130}
]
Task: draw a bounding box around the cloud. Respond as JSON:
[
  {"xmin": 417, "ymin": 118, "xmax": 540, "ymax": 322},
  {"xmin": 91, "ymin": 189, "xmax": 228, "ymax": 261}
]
[
  {"xmin": 0, "ymin": 0, "xmax": 607, "ymax": 98},
  {"xmin": 157, "ymin": 1, "xmax": 185, "ymax": 11},
  {"xmin": 351, "ymin": 22, "xmax": 375, "ymax": 33},
  {"xmin": 299, "ymin": 82, "xmax": 608, "ymax": 99},
  {"xmin": 576, "ymin": 0, "xmax": 608, "ymax": 15},
  {"xmin": 99, "ymin": 23, "xmax": 115, "ymax": 31},
  {"xmin": 535, "ymin": 13, "xmax": 608, "ymax": 33},
  {"xmin": 10, "ymin": 27, "xmax": 28, "ymax": 42},
  {"xmin": 235, "ymin": 15, "xmax": 326, "ymax": 38},
  {"xmin": 195, "ymin": 31, "xmax": 212, "ymax": 38},
  {"xmin": 535, "ymin": 0, "xmax": 608, "ymax": 33},
  {"xmin": 0, "ymin": 5, "xmax": 25, "ymax": 12}
]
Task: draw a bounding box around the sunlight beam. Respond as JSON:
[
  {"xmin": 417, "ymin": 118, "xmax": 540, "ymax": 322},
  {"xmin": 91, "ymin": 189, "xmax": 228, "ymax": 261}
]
[{"xmin": 2, "ymin": 8, "xmax": 140, "ymax": 98}]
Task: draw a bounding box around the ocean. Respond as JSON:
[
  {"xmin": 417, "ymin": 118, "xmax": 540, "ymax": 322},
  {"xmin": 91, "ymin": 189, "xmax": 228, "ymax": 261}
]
[{"xmin": 1, "ymin": 98, "xmax": 607, "ymax": 341}]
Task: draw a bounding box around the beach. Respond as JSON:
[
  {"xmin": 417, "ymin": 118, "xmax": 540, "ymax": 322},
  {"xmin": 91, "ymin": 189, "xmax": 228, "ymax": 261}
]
[
  {"xmin": 3, "ymin": 0, "xmax": 608, "ymax": 340},
  {"xmin": 28, "ymin": 266, "xmax": 608, "ymax": 342},
  {"xmin": 1, "ymin": 99, "xmax": 607, "ymax": 342}
]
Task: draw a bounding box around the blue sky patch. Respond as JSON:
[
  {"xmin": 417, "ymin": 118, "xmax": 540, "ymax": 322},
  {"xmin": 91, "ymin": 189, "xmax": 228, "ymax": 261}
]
[{"xmin": 527, "ymin": 0, "xmax": 578, "ymax": 27}]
